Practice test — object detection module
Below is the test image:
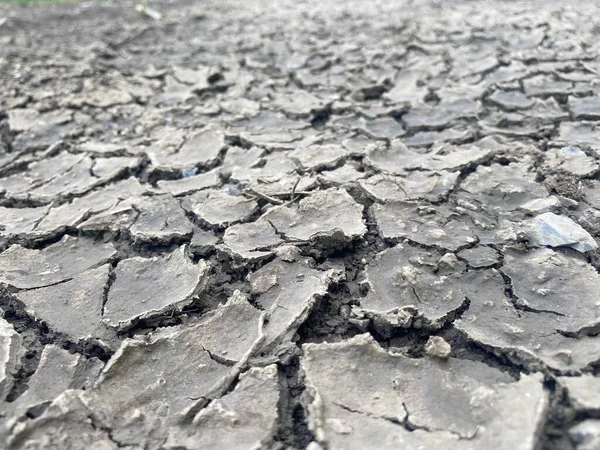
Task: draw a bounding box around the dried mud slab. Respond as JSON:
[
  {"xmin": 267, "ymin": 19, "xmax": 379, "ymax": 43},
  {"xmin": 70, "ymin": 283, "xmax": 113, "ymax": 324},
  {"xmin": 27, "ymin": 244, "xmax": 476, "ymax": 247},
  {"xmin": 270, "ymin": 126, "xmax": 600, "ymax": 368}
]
[
  {"xmin": 156, "ymin": 169, "xmax": 220, "ymax": 196},
  {"xmin": 182, "ymin": 189, "xmax": 259, "ymax": 227},
  {"xmin": 222, "ymin": 219, "xmax": 282, "ymax": 260},
  {"xmin": 263, "ymin": 188, "xmax": 366, "ymax": 246},
  {"xmin": 544, "ymin": 146, "xmax": 599, "ymax": 177},
  {"xmin": 373, "ymin": 202, "xmax": 477, "ymax": 251},
  {"xmin": 103, "ymin": 246, "xmax": 210, "ymax": 330},
  {"xmin": 458, "ymin": 161, "xmax": 549, "ymax": 216},
  {"xmin": 289, "ymin": 144, "xmax": 348, "ymax": 170},
  {"xmin": 248, "ymin": 253, "xmax": 343, "ymax": 353},
  {"xmin": 0, "ymin": 236, "xmax": 116, "ymax": 290},
  {"xmin": 457, "ymin": 245, "xmax": 500, "ymax": 268},
  {"xmin": 2, "ymin": 345, "xmax": 103, "ymax": 428},
  {"xmin": 6, "ymin": 391, "xmax": 123, "ymax": 450},
  {"xmin": 365, "ymin": 138, "xmax": 494, "ymax": 175},
  {"xmin": 455, "ymin": 269, "xmax": 600, "ymax": 372},
  {"xmin": 34, "ymin": 178, "xmax": 148, "ymax": 235},
  {"xmin": 302, "ymin": 334, "xmax": 548, "ymax": 450},
  {"xmin": 558, "ymin": 375, "xmax": 600, "ymax": 412},
  {"xmin": 68, "ymin": 333, "xmax": 232, "ymax": 448},
  {"xmin": 186, "ymin": 291, "xmax": 262, "ymax": 364},
  {"xmin": 502, "ymin": 248, "xmax": 600, "ymax": 337},
  {"xmin": 15, "ymin": 264, "xmax": 119, "ymax": 347},
  {"xmin": 359, "ymin": 171, "xmax": 459, "ymax": 203},
  {"xmin": 354, "ymin": 244, "xmax": 466, "ymax": 334},
  {"xmin": 0, "ymin": 206, "xmax": 50, "ymax": 241},
  {"xmin": 0, "ymin": 319, "xmax": 25, "ymax": 402},
  {"xmin": 30, "ymin": 290, "xmax": 267, "ymax": 448},
  {"xmin": 164, "ymin": 365, "xmax": 280, "ymax": 450},
  {"xmin": 128, "ymin": 195, "xmax": 193, "ymax": 243},
  {"xmin": 148, "ymin": 128, "xmax": 226, "ymax": 172}
]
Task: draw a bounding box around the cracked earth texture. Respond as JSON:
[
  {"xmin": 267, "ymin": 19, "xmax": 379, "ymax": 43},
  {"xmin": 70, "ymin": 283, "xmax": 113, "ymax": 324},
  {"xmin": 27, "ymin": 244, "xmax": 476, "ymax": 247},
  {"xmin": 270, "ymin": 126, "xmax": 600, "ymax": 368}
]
[{"xmin": 0, "ymin": 0, "xmax": 600, "ymax": 448}]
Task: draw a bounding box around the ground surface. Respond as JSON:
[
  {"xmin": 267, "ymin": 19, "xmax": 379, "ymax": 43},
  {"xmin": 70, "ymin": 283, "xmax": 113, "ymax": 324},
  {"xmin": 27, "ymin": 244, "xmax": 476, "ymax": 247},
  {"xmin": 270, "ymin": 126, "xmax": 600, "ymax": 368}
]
[{"xmin": 0, "ymin": 0, "xmax": 600, "ymax": 449}]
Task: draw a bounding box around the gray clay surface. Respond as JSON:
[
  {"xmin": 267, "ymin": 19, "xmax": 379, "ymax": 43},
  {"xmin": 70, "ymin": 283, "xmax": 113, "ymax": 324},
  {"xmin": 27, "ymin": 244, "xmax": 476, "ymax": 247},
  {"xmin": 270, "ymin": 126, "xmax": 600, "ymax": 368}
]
[{"xmin": 0, "ymin": 0, "xmax": 599, "ymax": 448}]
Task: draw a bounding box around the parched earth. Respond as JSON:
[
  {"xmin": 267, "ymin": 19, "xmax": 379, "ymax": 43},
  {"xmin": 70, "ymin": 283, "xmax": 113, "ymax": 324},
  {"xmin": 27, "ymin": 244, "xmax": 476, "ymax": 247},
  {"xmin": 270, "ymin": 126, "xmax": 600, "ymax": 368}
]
[{"xmin": 0, "ymin": 0, "xmax": 600, "ymax": 448}]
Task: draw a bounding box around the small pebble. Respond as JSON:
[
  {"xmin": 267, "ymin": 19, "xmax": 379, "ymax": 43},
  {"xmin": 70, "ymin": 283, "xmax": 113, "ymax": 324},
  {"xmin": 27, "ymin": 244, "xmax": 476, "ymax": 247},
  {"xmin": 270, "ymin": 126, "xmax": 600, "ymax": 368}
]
[{"xmin": 424, "ymin": 336, "xmax": 452, "ymax": 359}]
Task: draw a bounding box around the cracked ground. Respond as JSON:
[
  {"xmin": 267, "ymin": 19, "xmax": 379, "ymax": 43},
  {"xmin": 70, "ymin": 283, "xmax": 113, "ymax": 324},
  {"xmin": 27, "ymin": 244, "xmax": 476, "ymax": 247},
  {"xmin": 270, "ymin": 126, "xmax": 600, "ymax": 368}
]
[{"xmin": 0, "ymin": 0, "xmax": 600, "ymax": 448}]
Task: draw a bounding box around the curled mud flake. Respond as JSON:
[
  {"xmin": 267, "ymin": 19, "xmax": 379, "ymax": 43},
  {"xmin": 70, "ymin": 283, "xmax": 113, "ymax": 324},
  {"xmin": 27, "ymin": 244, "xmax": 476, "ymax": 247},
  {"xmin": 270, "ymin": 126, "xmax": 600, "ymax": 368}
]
[
  {"xmin": 77, "ymin": 198, "xmax": 139, "ymax": 233},
  {"xmin": 555, "ymin": 121, "xmax": 600, "ymax": 147},
  {"xmin": 37, "ymin": 177, "xmax": 148, "ymax": 234},
  {"xmin": 365, "ymin": 137, "xmax": 494, "ymax": 174},
  {"xmin": 519, "ymin": 196, "xmax": 562, "ymax": 214},
  {"xmin": 569, "ymin": 95, "xmax": 600, "ymax": 121},
  {"xmin": 90, "ymin": 156, "xmax": 140, "ymax": 179},
  {"xmin": 458, "ymin": 162, "xmax": 548, "ymax": 216},
  {"xmin": 488, "ymin": 90, "xmax": 535, "ymax": 110},
  {"xmin": 0, "ymin": 152, "xmax": 85, "ymax": 200}
]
